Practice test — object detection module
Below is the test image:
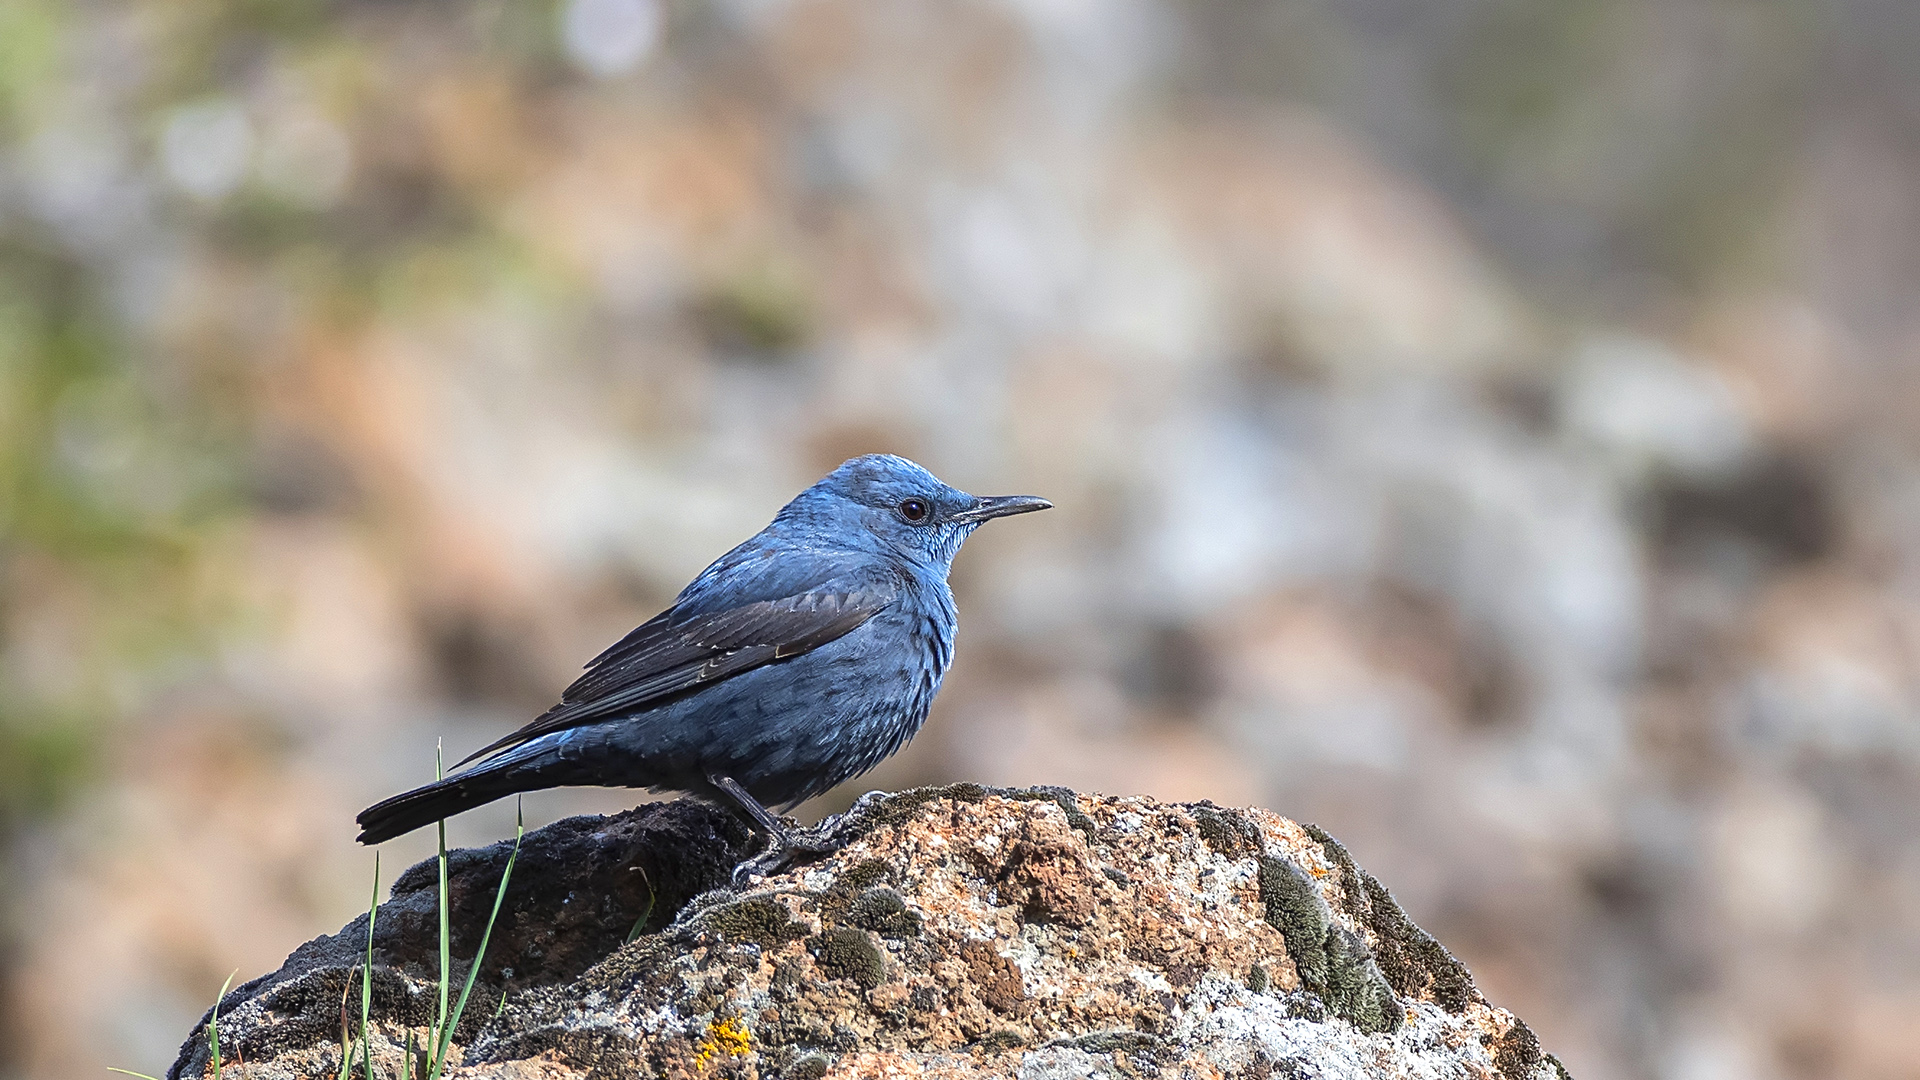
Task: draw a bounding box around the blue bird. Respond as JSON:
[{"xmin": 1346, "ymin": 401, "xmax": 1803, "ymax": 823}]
[{"xmin": 355, "ymin": 454, "xmax": 1050, "ymax": 848}]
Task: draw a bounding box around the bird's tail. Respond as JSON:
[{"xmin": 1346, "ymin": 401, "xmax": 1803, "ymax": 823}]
[{"xmin": 356, "ymin": 757, "xmax": 542, "ymax": 845}]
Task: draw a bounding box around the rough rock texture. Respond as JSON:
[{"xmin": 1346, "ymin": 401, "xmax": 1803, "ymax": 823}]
[{"xmin": 167, "ymin": 787, "xmax": 1571, "ymax": 1079}]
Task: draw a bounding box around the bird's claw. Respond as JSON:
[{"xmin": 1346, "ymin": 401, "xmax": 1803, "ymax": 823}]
[
  {"xmin": 731, "ymin": 832, "xmax": 838, "ymax": 887},
  {"xmin": 728, "ymin": 814, "xmax": 849, "ymax": 887},
  {"xmin": 724, "ymin": 790, "xmax": 905, "ymax": 887}
]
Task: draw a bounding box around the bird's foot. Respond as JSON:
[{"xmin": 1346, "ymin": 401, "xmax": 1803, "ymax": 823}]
[
  {"xmin": 722, "ymin": 789, "xmax": 914, "ymax": 887},
  {"xmin": 730, "ymin": 822, "xmax": 842, "ymax": 887},
  {"xmin": 711, "ymin": 774, "xmax": 855, "ymax": 885}
]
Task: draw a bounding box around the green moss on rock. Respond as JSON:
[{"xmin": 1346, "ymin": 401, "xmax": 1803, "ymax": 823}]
[
  {"xmin": 1492, "ymin": 1018, "xmax": 1548, "ymax": 1079},
  {"xmin": 846, "ymin": 887, "xmax": 922, "ymax": 938},
  {"xmin": 1301, "ymin": 823, "xmax": 1478, "ymax": 1016},
  {"xmin": 978, "ymin": 1029, "xmax": 1027, "ymax": 1050},
  {"xmin": 784, "ymin": 1052, "xmax": 831, "ymax": 1079},
  {"xmin": 1257, "ymin": 854, "xmax": 1400, "ymax": 1033},
  {"xmin": 698, "ymin": 898, "xmax": 809, "ymax": 950},
  {"xmin": 1324, "ymin": 926, "xmax": 1400, "ymax": 1035},
  {"xmin": 1188, "ymin": 803, "xmax": 1260, "ymax": 859},
  {"xmin": 1360, "ymin": 868, "xmax": 1477, "ymax": 1013},
  {"xmin": 1258, "ymin": 855, "xmax": 1331, "ymax": 989},
  {"xmin": 817, "ymin": 858, "xmax": 898, "ymax": 925},
  {"xmin": 810, "ymin": 928, "xmax": 887, "ymax": 989}
]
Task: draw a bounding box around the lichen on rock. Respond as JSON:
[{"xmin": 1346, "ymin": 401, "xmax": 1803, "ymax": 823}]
[{"xmin": 166, "ymin": 786, "xmax": 1569, "ymax": 1079}]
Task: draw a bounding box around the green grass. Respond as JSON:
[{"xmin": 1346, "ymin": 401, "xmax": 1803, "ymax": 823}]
[
  {"xmin": 322, "ymin": 767, "xmax": 526, "ymax": 1080},
  {"xmin": 434, "ymin": 742, "xmax": 450, "ymax": 1073},
  {"xmin": 426, "ymin": 800, "xmax": 522, "ymax": 1080},
  {"xmin": 108, "ymin": 749, "xmax": 529, "ymax": 1076},
  {"xmin": 361, "ymin": 852, "xmax": 378, "ymax": 1080},
  {"xmin": 109, "ymin": 752, "xmax": 524, "ymax": 1080},
  {"xmin": 626, "ymin": 864, "xmax": 655, "ymax": 943},
  {"xmin": 335, "ymin": 852, "xmax": 380, "ymax": 1080},
  {"xmin": 406, "ymin": 751, "xmax": 525, "ymax": 1080},
  {"xmin": 208, "ymin": 971, "xmax": 235, "ymax": 1076}
]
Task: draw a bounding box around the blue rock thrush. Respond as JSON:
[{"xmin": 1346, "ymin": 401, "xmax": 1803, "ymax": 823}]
[{"xmin": 354, "ymin": 454, "xmax": 1050, "ymax": 849}]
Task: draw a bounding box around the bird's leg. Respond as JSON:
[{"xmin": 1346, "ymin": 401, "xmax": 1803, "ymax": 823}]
[
  {"xmin": 711, "ymin": 775, "xmax": 840, "ymax": 884},
  {"xmin": 709, "ymin": 774, "xmax": 796, "ymax": 845}
]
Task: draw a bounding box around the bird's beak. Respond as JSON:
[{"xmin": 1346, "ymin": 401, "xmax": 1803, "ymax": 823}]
[{"xmin": 948, "ymin": 494, "xmax": 1053, "ymax": 524}]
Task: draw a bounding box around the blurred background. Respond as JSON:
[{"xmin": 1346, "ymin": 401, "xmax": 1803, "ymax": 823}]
[{"xmin": 2, "ymin": 0, "xmax": 1919, "ymax": 1077}]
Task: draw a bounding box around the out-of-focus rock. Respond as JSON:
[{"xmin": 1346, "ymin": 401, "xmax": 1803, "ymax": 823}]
[{"xmin": 167, "ymin": 787, "xmax": 1569, "ymax": 1080}]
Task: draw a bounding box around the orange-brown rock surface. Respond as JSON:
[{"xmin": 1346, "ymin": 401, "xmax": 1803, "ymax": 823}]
[{"xmin": 167, "ymin": 787, "xmax": 1569, "ymax": 1079}]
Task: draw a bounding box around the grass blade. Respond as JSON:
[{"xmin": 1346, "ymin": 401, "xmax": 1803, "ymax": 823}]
[
  {"xmin": 106, "ymin": 1069, "xmax": 163, "ymax": 1080},
  {"xmin": 361, "ymin": 852, "xmax": 380, "ymax": 1080},
  {"xmin": 207, "ymin": 970, "xmax": 236, "ymax": 1078},
  {"xmin": 433, "ymin": 743, "xmax": 450, "ymax": 1073},
  {"xmin": 428, "ymin": 799, "xmax": 523, "ymax": 1080},
  {"xmin": 335, "ymin": 970, "xmax": 353, "ymax": 1080},
  {"xmin": 626, "ymin": 863, "xmax": 655, "ymax": 943}
]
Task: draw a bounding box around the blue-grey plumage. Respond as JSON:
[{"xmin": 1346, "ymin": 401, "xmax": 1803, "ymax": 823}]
[{"xmin": 355, "ymin": 454, "xmax": 1049, "ymax": 845}]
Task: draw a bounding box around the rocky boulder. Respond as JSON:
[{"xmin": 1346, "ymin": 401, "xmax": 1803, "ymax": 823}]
[{"xmin": 166, "ymin": 785, "xmax": 1571, "ymax": 1079}]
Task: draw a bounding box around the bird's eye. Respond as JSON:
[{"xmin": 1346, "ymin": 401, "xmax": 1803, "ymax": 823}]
[{"xmin": 898, "ymin": 498, "xmax": 929, "ymax": 522}]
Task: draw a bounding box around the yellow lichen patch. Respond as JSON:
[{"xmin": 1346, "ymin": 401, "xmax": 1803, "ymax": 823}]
[{"xmin": 694, "ymin": 1016, "xmax": 751, "ymax": 1067}]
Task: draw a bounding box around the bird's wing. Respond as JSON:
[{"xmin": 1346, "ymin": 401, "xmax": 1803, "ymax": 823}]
[{"xmin": 452, "ymin": 569, "xmax": 899, "ymax": 768}]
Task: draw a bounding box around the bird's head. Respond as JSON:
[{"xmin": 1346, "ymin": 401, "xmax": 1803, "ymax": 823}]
[{"xmin": 781, "ymin": 454, "xmax": 1051, "ymax": 567}]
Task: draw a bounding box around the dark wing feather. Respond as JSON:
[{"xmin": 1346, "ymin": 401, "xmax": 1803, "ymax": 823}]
[{"xmin": 452, "ymin": 577, "xmax": 897, "ymax": 768}]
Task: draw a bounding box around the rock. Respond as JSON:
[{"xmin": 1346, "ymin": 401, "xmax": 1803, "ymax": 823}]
[{"xmin": 166, "ymin": 786, "xmax": 1571, "ymax": 1080}]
